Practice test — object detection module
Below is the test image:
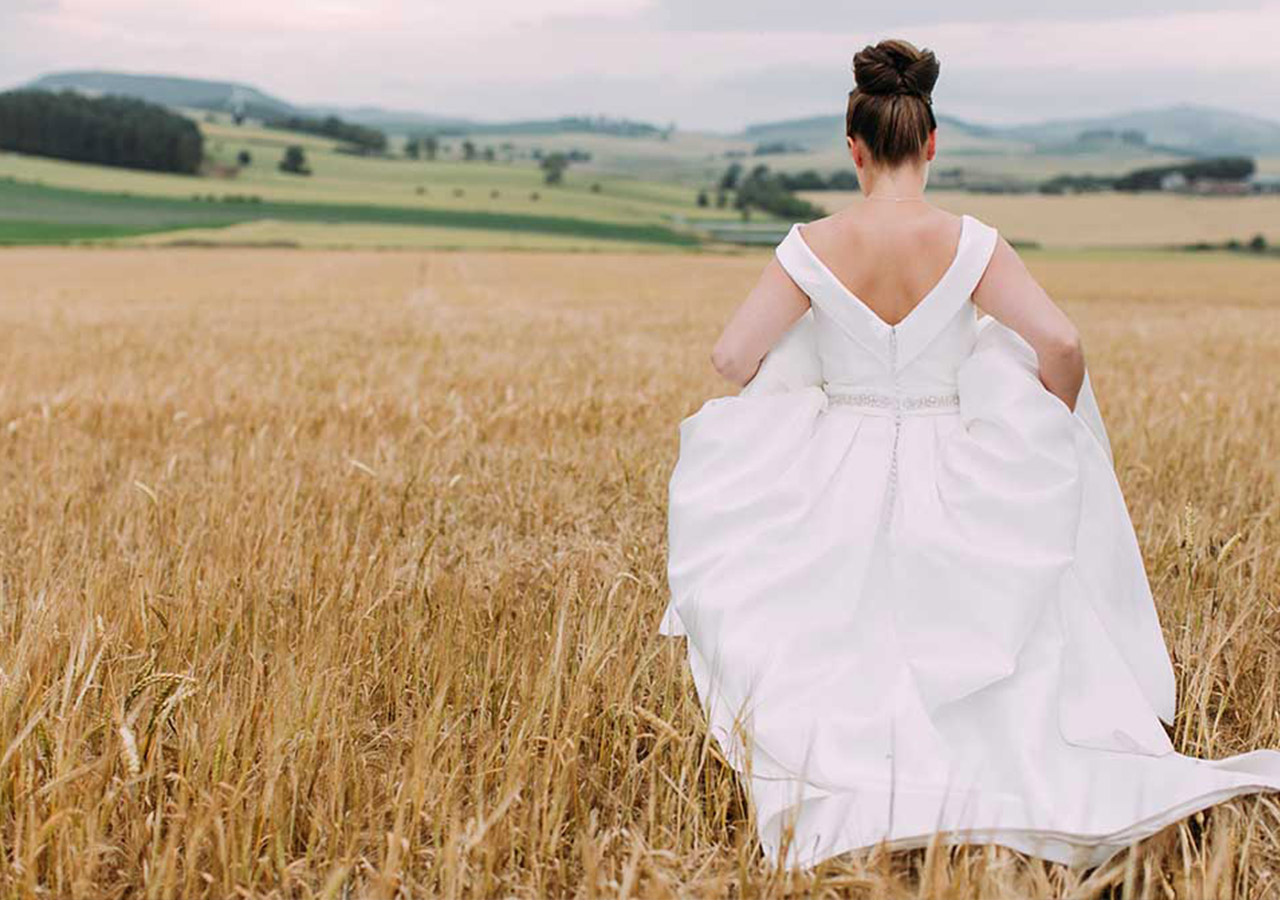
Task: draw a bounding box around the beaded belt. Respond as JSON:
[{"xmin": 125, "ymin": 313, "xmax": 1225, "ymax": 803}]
[
  {"xmin": 825, "ymin": 389, "xmax": 960, "ymax": 415},
  {"xmin": 825, "ymin": 387, "xmax": 960, "ymax": 533}
]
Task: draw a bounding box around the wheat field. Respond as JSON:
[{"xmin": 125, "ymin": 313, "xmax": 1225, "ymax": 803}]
[
  {"xmin": 1, "ymin": 245, "xmax": 1278, "ymax": 898},
  {"xmin": 801, "ymin": 190, "xmax": 1280, "ymax": 249}
]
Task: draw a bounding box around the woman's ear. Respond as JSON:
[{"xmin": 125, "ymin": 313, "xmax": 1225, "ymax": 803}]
[
  {"xmin": 846, "ymin": 135, "xmax": 862, "ymax": 168},
  {"xmin": 926, "ymin": 129, "xmax": 937, "ymax": 162}
]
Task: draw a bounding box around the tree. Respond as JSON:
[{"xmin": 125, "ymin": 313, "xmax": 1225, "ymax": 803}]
[
  {"xmin": 540, "ymin": 153, "xmax": 569, "ymax": 185},
  {"xmin": 719, "ymin": 161, "xmax": 744, "ymax": 192},
  {"xmin": 777, "ymin": 169, "xmax": 827, "ymax": 191},
  {"xmin": 404, "ymin": 138, "xmax": 420, "ymax": 160},
  {"xmin": 423, "ymin": 135, "xmax": 439, "ymax": 161},
  {"xmin": 237, "ymin": 149, "xmax": 252, "ymax": 167},
  {"xmin": 483, "ymin": 146, "xmax": 496, "ymax": 162},
  {"xmin": 696, "ymin": 190, "xmax": 709, "ymax": 207},
  {"xmin": 462, "ymin": 139, "xmax": 477, "ymax": 161},
  {"xmin": 828, "ymin": 170, "xmax": 859, "ymax": 190},
  {"xmin": 732, "ymin": 164, "xmax": 824, "ymax": 220},
  {"xmin": 279, "ymin": 145, "xmax": 311, "ymax": 176}
]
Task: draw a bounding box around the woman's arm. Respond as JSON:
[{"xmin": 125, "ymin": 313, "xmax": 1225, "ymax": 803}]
[
  {"xmin": 710, "ymin": 257, "xmax": 811, "ymax": 386},
  {"xmin": 972, "ymin": 237, "xmax": 1085, "ymax": 411}
]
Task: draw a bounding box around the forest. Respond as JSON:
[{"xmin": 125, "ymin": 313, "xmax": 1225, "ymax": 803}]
[{"xmin": 0, "ymin": 89, "xmax": 203, "ymax": 174}]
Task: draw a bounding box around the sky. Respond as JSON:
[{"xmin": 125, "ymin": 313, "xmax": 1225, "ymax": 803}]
[{"xmin": 1, "ymin": 0, "xmax": 1278, "ymax": 132}]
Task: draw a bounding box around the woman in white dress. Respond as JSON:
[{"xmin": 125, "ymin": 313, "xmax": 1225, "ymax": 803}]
[{"xmin": 659, "ymin": 38, "xmax": 1280, "ymax": 870}]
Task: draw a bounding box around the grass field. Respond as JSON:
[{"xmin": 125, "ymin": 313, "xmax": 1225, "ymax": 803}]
[
  {"xmin": 0, "ymin": 179, "xmax": 700, "ymax": 248},
  {"xmin": 0, "ymin": 244, "xmax": 1277, "ymax": 898},
  {"xmin": 125, "ymin": 220, "xmax": 693, "ymax": 253},
  {"xmin": 0, "ymin": 121, "xmax": 733, "ymax": 248},
  {"xmin": 0, "ymin": 130, "xmax": 731, "ymax": 227},
  {"xmin": 7, "ymin": 146, "xmax": 1280, "ymax": 253},
  {"xmin": 4, "ymin": 107, "xmax": 1278, "ymax": 252}
]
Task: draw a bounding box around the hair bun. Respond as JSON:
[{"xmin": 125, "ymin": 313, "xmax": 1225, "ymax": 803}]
[{"xmin": 853, "ymin": 39, "xmax": 939, "ymax": 101}]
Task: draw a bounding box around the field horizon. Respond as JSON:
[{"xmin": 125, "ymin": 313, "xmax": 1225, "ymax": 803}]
[{"xmin": 3, "ymin": 85, "xmax": 1279, "ymax": 253}]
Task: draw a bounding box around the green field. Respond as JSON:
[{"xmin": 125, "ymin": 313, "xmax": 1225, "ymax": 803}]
[
  {"xmin": 126, "ymin": 220, "xmax": 693, "ymax": 252},
  {"xmin": 0, "ymin": 177, "xmax": 704, "ymax": 247},
  {"xmin": 2, "ymin": 110, "xmax": 1277, "ymax": 251},
  {"xmin": 0, "ymin": 111, "xmax": 753, "ymax": 248},
  {"xmin": 0, "ymin": 116, "xmax": 741, "ymax": 231},
  {"xmin": 805, "ymin": 189, "xmax": 1280, "ymax": 248}
]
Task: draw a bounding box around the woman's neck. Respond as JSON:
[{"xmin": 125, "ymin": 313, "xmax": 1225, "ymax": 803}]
[{"xmin": 860, "ymin": 164, "xmax": 928, "ymax": 200}]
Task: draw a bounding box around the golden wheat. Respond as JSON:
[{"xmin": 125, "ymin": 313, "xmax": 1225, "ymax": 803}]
[{"xmin": 0, "ymin": 245, "xmax": 1277, "ymax": 898}]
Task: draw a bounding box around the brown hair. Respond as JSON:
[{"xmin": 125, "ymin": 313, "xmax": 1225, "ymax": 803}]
[{"xmin": 846, "ymin": 39, "xmax": 940, "ymax": 168}]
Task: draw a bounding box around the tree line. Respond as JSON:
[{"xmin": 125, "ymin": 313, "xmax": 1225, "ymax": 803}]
[
  {"xmin": 1040, "ymin": 156, "xmax": 1256, "ymax": 194},
  {"xmin": 0, "ymin": 89, "xmax": 203, "ymax": 174},
  {"xmin": 265, "ymin": 115, "xmax": 387, "ymax": 155},
  {"xmin": 1113, "ymin": 156, "xmax": 1255, "ymax": 191},
  {"xmin": 698, "ymin": 163, "xmax": 828, "ymax": 220}
]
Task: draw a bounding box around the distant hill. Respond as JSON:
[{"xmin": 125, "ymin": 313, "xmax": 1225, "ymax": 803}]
[
  {"xmin": 305, "ymin": 105, "xmax": 473, "ymax": 134},
  {"xmin": 741, "ymin": 104, "xmax": 1280, "ymax": 159},
  {"xmin": 27, "ymin": 71, "xmax": 1280, "ymax": 157},
  {"xmin": 997, "ymin": 104, "xmax": 1280, "ymax": 157},
  {"xmin": 28, "ymin": 71, "xmax": 300, "ymax": 121},
  {"xmin": 26, "ymin": 71, "xmax": 469, "ymax": 133},
  {"xmin": 739, "ymin": 115, "xmax": 838, "ymax": 149},
  {"xmin": 22, "ymin": 71, "xmax": 663, "ymax": 139},
  {"xmin": 328, "ymin": 112, "xmax": 666, "ymax": 138},
  {"xmin": 738, "ymin": 113, "xmax": 1023, "ymax": 156},
  {"xmin": 454, "ymin": 116, "xmax": 666, "ymax": 138}
]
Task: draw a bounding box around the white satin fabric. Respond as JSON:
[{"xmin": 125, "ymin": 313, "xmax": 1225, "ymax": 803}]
[{"xmin": 660, "ymin": 214, "xmax": 1280, "ymax": 869}]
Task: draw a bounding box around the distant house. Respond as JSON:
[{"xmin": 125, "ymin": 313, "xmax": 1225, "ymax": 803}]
[
  {"xmin": 1250, "ymin": 174, "xmax": 1280, "ymax": 194},
  {"xmin": 1158, "ymin": 170, "xmax": 1259, "ymax": 195},
  {"xmin": 1118, "ymin": 156, "xmax": 1255, "ymax": 194},
  {"xmin": 1190, "ymin": 179, "xmax": 1252, "ymax": 195}
]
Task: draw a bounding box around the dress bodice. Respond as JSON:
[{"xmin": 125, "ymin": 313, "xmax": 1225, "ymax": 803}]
[{"xmin": 774, "ymin": 213, "xmax": 999, "ymax": 397}]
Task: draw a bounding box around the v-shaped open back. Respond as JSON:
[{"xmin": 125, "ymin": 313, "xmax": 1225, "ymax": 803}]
[
  {"xmin": 794, "ymin": 214, "xmax": 968, "ymax": 331},
  {"xmin": 775, "ymin": 212, "xmax": 999, "ymax": 376}
]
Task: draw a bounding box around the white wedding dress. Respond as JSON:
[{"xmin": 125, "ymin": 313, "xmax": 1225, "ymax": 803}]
[{"xmin": 659, "ymin": 213, "xmax": 1280, "ymax": 869}]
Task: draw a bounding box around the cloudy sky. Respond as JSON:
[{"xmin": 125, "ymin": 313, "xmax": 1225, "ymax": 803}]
[{"xmin": 1, "ymin": 0, "xmax": 1278, "ymax": 131}]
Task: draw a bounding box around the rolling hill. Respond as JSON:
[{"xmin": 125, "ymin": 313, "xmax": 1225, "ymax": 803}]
[
  {"xmin": 27, "ymin": 71, "xmax": 299, "ymax": 121},
  {"xmin": 25, "ymin": 71, "xmax": 474, "ymax": 133},
  {"xmin": 739, "ymin": 113, "xmax": 1019, "ymax": 157},
  {"xmin": 22, "ymin": 70, "xmax": 1280, "ymax": 160},
  {"xmin": 997, "ymin": 104, "xmax": 1280, "ymax": 157},
  {"xmin": 740, "ymin": 105, "xmax": 1280, "ymax": 159},
  {"xmin": 21, "ymin": 72, "xmax": 648, "ymax": 138}
]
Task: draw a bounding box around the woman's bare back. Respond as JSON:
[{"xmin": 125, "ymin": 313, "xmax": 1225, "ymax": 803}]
[
  {"xmin": 711, "ymin": 200, "xmax": 1083, "ymax": 410},
  {"xmin": 796, "ymin": 205, "xmax": 964, "ymax": 328}
]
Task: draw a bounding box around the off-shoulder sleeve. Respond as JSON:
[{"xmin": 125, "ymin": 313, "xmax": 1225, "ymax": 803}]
[{"xmin": 773, "ymin": 224, "xmax": 817, "ymax": 298}]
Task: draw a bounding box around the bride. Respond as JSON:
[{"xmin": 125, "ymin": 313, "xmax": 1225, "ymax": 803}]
[{"xmin": 659, "ymin": 38, "xmax": 1280, "ymax": 869}]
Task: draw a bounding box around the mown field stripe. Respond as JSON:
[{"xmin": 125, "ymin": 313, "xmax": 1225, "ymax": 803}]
[
  {"xmin": 0, "ymin": 178, "xmax": 702, "ymax": 247},
  {"xmin": 0, "ymin": 221, "xmax": 194, "ymax": 244}
]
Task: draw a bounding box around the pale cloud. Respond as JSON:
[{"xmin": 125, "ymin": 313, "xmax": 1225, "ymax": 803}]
[
  {"xmin": 0, "ymin": 0, "xmax": 1277, "ymax": 131},
  {"xmin": 22, "ymin": 0, "xmax": 645, "ymax": 36},
  {"xmin": 643, "ymin": 0, "xmax": 1267, "ymax": 29}
]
